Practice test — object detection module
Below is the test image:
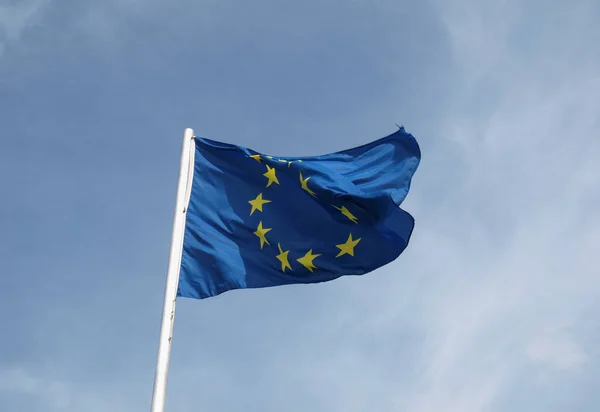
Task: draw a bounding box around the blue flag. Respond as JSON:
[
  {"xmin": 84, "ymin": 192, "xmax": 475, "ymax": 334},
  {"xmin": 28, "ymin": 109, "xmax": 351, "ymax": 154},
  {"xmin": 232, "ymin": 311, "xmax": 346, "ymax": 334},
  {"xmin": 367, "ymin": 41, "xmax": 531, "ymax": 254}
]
[{"xmin": 178, "ymin": 127, "xmax": 421, "ymax": 299}]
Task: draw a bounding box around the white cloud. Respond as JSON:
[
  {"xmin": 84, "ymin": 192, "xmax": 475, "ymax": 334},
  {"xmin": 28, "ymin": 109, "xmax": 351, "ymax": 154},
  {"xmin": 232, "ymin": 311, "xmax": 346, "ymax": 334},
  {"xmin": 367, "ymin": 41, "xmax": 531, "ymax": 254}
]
[
  {"xmin": 0, "ymin": 366, "xmax": 137, "ymax": 412},
  {"xmin": 0, "ymin": 367, "xmax": 70, "ymax": 409},
  {"xmin": 527, "ymin": 330, "xmax": 588, "ymax": 370},
  {"xmin": 0, "ymin": 0, "xmax": 50, "ymax": 57}
]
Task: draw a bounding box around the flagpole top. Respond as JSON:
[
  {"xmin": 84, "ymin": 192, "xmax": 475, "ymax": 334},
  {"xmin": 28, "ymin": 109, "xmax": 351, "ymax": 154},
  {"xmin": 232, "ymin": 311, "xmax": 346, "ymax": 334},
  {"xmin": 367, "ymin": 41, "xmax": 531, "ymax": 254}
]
[{"xmin": 184, "ymin": 128, "xmax": 195, "ymax": 139}]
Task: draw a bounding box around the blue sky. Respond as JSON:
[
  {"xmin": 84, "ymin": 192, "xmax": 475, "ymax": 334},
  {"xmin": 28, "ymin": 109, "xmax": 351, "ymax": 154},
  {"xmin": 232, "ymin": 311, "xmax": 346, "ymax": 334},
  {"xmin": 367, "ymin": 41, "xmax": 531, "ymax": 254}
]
[{"xmin": 1, "ymin": 0, "xmax": 599, "ymax": 411}]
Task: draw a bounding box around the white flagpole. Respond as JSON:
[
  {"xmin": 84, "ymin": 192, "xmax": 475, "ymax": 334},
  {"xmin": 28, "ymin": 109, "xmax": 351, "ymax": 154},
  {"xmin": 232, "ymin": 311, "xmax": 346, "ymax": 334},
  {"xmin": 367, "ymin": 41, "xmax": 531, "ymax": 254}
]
[{"xmin": 150, "ymin": 128, "xmax": 195, "ymax": 412}]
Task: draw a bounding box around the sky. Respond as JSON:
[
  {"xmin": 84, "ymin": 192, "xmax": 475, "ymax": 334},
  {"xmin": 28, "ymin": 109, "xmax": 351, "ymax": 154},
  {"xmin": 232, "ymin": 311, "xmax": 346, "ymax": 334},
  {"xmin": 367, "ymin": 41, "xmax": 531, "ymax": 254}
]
[{"xmin": 1, "ymin": 0, "xmax": 599, "ymax": 411}]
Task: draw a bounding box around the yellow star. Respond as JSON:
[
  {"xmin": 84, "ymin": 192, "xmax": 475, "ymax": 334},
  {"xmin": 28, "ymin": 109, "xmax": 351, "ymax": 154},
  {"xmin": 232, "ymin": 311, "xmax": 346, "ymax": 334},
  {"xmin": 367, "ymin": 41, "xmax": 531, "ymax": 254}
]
[
  {"xmin": 299, "ymin": 172, "xmax": 317, "ymax": 197},
  {"xmin": 297, "ymin": 249, "xmax": 321, "ymax": 272},
  {"xmin": 278, "ymin": 159, "xmax": 287, "ymax": 163},
  {"xmin": 333, "ymin": 205, "xmax": 358, "ymax": 223},
  {"xmin": 263, "ymin": 165, "xmax": 280, "ymax": 187},
  {"xmin": 248, "ymin": 193, "xmax": 271, "ymax": 215},
  {"xmin": 276, "ymin": 243, "xmax": 292, "ymax": 272},
  {"xmin": 335, "ymin": 233, "xmax": 361, "ymax": 258},
  {"xmin": 249, "ymin": 154, "xmax": 262, "ymax": 163},
  {"xmin": 253, "ymin": 221, "xmax": 271, "ymax": 249}
]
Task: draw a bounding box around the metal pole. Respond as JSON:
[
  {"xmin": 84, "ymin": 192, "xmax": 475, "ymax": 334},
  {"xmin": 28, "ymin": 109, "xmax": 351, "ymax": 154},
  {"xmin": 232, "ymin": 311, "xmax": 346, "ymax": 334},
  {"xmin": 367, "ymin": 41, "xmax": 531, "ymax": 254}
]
[{"xmin": 150, "ymin": 128, "xmax": 195, "ymax": 412}]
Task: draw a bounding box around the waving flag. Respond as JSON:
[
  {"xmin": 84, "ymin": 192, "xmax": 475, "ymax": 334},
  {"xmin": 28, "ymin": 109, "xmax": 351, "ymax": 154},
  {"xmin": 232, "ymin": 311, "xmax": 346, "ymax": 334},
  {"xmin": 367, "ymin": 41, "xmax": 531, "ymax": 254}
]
[{"xmin": 178, "ymin": 127, "xmax": 421, "ymax": 299}]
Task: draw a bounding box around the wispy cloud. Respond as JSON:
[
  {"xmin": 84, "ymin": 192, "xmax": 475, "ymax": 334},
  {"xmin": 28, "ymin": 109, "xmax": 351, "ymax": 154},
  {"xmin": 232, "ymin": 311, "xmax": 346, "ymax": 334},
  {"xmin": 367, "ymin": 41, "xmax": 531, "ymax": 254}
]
[
  {"xmin": 390, "ymin": 2, "xmax": 600, "ymax": 410},
  {"xmin": 0, "ymin": 366, "xmax": 139, "ymax": 412},
  {"xmin": 527, "ymin": 329, "xmax": 588, "ymax": 370},
  {"xmin": 0, "ymin": 367, "xmax": 70, "ymax": 409},
  {"xmin": 0, "ymin": 0, "xmax": 49, "ymax": 57}
]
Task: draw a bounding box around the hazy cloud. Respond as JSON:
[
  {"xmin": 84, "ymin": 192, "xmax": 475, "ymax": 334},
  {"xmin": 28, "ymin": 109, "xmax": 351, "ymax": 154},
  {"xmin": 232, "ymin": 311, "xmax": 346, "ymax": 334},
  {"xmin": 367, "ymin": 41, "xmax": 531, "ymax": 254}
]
[{"xmin": 0, "ymin": 0, "xmax": 49, "ymax": 57}]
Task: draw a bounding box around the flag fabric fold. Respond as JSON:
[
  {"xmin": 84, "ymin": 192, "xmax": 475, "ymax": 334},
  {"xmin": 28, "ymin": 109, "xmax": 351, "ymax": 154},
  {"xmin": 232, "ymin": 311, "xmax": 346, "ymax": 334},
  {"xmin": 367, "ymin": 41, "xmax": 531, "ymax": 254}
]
[{"xmin": 178, "ymin": 127, "xmax": 421, "ymax": 299}]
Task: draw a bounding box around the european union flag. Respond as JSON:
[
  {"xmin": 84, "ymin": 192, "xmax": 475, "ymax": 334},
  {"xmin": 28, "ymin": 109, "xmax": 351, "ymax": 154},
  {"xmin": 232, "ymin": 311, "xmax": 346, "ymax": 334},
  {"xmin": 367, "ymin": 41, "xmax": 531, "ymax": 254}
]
[{"xmin": 178, "ymin": 127, "xmax": 421, "ymax": 299}]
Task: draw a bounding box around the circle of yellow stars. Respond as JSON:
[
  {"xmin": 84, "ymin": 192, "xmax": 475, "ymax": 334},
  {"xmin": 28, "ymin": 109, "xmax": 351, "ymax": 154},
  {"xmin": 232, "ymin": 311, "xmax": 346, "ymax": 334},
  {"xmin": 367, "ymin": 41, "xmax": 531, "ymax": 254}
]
[{"xmin": 246, "ymin": 153, "xmax": 361, "ymax": 274}]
